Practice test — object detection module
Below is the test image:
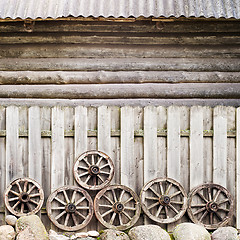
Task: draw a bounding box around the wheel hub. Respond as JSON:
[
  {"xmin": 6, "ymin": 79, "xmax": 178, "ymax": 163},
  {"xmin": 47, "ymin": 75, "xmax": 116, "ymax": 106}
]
[
  {"xmin": 206, "ymin": 201, "xmax": 219, "ymax": 212},
  {"xmin": 159, "ymin": 195, "xmax": 171, "ymax": 205},
  {"xmin": 66, "ymin": 203, "xmax": 77, "ymax": 213},
  {"xmin": 113, "ymin": 202, "xmax": 124, "ymax": 213},
  {"xmin": 89, "ymin": 165, "xmax": 100, "ymax": 175},
  {"xmin": 19, "ymin": 192, "xmax": 30, "ymax": 203}
]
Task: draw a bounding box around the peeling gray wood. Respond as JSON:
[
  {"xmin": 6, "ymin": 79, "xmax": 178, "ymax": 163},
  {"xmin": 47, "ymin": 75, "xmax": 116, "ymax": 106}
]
[
  {"xmin": 1, "ymin": 71, "xmax": 240, "ymax": 84},
  {"xmin": 236, "ymin": 107, "xmax": 240, "ymax": 229},
  {"xmin": 0, "ymin": 83, "xmax": 240, "ymax": 99}
]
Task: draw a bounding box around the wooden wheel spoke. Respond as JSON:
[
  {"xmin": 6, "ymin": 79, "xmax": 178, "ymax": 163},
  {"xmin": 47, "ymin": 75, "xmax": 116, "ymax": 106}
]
[
  {"xmin": 72, "ymin": 213, "xmax": 78, "ymax": 226},
  {"xmin": 119, "ymin": 190, "xmax": 125, "ymax": 202},
  {"xmin": 169, "ymin": 204, "xmax": 179, "ymax": 214},
  {"xmin": 55, "ymin": 197, "xmax": 67, "ymax": 206},
  {"xmin": 171, "ymin": 201, "xmax": 184, "ymax": 205},
  {"xmin": 210, "ymin": 212, "xmax": 213, "ymax": 224},
  {"xmin": 78, "ymin": 165, "xmax": 89, "ymax": 170},
  {"xmin": 112, "ymin": 189, "xmax": 118, "ymax": 203},
  {"xmin": 96, "ymin": 156, "xmax": 103, "ymax": 166},
  {"xmin": 8, "ymin": 197, "xmax": 19, "ymax": 202},
  {"xmin": 100, "ymin": 163, "xmax": 109, "ymax": 169},
  {"xmin": 71, "ymin": 191, "xmax": 76, "ymax": 203},
  {"xmin": 12, "ymin": 201, "xmax": 20, "ymax": 210},
  {"xmin": 84, "ymin": 175, "xmax": 91, "ymax": 184},
  {"xmin": 199, "ymin": 210, "xmax": 208, "ymax": 222},
  {"xmin": 122, "ymin": 211, "xmax": 132, "ymax": 221},
  {"xmin": 29, "ymin": 199, "xmax": 39, "ymax": 205},
  {"xmin": 213, "ymin": 189, "xmax": 221, "ymax": 202},
  {"xmin": 124, "ymin": 206, "xmax": 136, "ymax": 211},
  {"xmin": 109, "ymin": 212, "xmax": 116, "ymax": 225},
  {"xmin": 91, "ymin": 154, "xmax": 95, "ymax": 165},
  {"xmin": 191, "ymin": 203, "xmax": 207, "ymax": 207},
  {"xmin": 23, "ymin": 181, "xmax": 28, "ymax": 192},
  {"xmin": 82, "ymin": 157, "xmax": 91, "ymax": 167},
  {"xmin": 145, "ymin": 196, "xmax": 159, "ymax": 201},
  {"xmin": 75, "ymin": 210, "xmax": 86, "ymax": 219},
  {"xmin": 193, "ymin": 207, "xmax": 206, "ymax": 215},
  {"xmin": 165, "ymin": 183, "xmax": 173, "ymax": 195},
  {"xmin": 123, "ymin": 197, "xmax": 133, "ymax": 205},
  {"xmin": 63, "ymin": 190, "xmax": 70, "ymax": 203},
  {"xmin": 75, "ymin": 196, "xmax": 86, "ymax": 206},
  {"xmin": 155, "ymin": 205, "xmax": 163, "ymax": 217},
  {"xmin": 10, "ymin": 190, "xmax": 20, "ymax": 196},
  {"xmin": 100, "ymin": 171, "xmax": 110, "ymax": 175},
  {"xmin": 93, "ymin": 176, "xmax": 97, "ymax": 186},
  {"xmin": 103, "ymin": 195, "xmax": 114, "ymax": 205},
  {"xmin": 21, "ymin": 203, "xmax": 25, "ymax": 213},
  {"xmin": 217, "ymin": 198, "xmax": 230, "ymax": 205},
  {"xmin": 165, "ymin": 206, "xmax": 169, "ymax": 219},
  {"xmin": 99, "ymin": 204, "xmax": 112, "ymax": 208},
  {"xmin": 16, "ymin": 182, "xmax": 23, "ymax": 193},
  {"xmin": 169, "ymin": 190, "xmax": 182, "ymax": 199},
  {"xmin": 218, "ymin": 207, "xmax": 229, "ymax": 212},
  {"xmin": 26, "ymin": 202, "xmax": 32, "ymax": 211},
  {"xmin": 51, "ymin": 207, "xmax": 66, "ymax": 210},
  {"xmin": 208, "ymin": 188, "xmax": 212, "ymax": 201},
  {"xmin": 79, "ymin": 172, "xmax": 89, "ymax": 178},
  {"xmin": 101, "ymin": 209, "xmax": 113, "ymax": 218},
  {"xmin": 55, "ymin": 210, "xmax": 66, "ymax": 220},
  {"xmin": 29, "ymin": 193, "xmax": 41, "ymax": 198},
  {"xmin": 147, "ymin": 201, "xmax": 159, "ymax": 210},
  {"xmin": 76, "ymin": 206, "xmax": 89, "ymax": 210},
  {"xmin": 159, "ymin": 182, "xmax": 164, "ymax": 195},
  {"xmin": 97, "ymin": 174, "xmax": 105, "ymax": 183},
  {"xmin": 27, "ymin": 185, "xmax": 36, "ymax": 194},
  {"xmin": 215, "ymin": 212, "xmax": 223, "ymax": 221},
  {"xmin": 119, "ymin": 214, "xmax": 123, "ymax": 225},
  {"xmin": 149, "ymin": 187, "xmax": 161, "ymax": 197},
  {"xmin": 197, "ymin": 192, "xmax": 208, "ymax": 203},
  {"xmin": 64, "ymin": 213, "xmax": 70, "ymax": 226}
]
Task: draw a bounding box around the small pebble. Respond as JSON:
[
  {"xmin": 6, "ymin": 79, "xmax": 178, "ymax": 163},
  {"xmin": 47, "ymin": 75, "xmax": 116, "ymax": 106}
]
[
  {"xmin": 76, "ymin": 232, "xmax": 89, "ymax": 238},
  {"xmin": 5, "ymin": 215, "xmax": 17, "ymax": 226},
  {"xmin": 87, "ymin": 230, "xmax": 100, "ymax": 238}
]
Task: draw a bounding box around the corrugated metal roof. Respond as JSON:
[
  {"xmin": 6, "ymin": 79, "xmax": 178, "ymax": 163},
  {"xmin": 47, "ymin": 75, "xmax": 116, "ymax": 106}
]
[{"xmin": 0, "ymin": 0, "xmax": 239, "ymax": 20}]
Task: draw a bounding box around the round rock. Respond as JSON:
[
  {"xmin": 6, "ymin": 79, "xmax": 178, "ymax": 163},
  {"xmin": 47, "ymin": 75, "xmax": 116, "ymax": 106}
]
[
  {"xmin": 0, "ymin": 225, "xmax": 16, "ymax": 240},
  {"xmin": 100, "ymin": 229, "xmax": 130, "ymax": 240},
  {"xmin": 212, "ymin": 227, "xmax": 238, "ymax": 240},
  {"xmin": 5, "ymin": 215, "xmax": 18, "ymax": 227},
  {"xmin": 87, "ymin": 231, "xmax": 100, "ymax": 238},
  {"xmin": 128, "ymin": 225, "xmax": 171, "ymax": 240},
  {"xmin": 173, "ymin": 223, "xmax": 211, "ymax": 240}
]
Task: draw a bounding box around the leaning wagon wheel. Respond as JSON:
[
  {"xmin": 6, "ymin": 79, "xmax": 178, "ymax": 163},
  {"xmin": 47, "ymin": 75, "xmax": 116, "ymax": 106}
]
[
  {"xmin": 4, "ymin": 177, "xmax": 44, "ymax": 217},
  {"xmin": 73, "ymin": 150, "xmax": 114, "ymax": 191},
  {"xmin": 140, "ymin": 178, "xmax": 188, "ymax": 224},
  {"xmin": 94, "ymin": 185, "xmax": 141, "ymax": 230},
  {"xmin": 46, "ymin": 186, "xmax": 93, "ymax": 231},
  {"xmin": 187, "ymin": 183, "xmax": 234, "ymax": 230}
]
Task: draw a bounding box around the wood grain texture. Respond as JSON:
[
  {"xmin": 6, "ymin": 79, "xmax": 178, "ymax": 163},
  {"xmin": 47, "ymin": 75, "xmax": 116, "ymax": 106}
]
[
  {"xmin": 236, "ymin": 108, "xmax": 240, "ymax": 229},
  {"xmin": 213, "ymin": 106, "xmax": 227, "ymax": 188}
]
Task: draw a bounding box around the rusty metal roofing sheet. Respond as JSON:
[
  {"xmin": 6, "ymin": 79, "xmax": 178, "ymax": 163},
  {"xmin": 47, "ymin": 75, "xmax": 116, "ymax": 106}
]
[{"xmin": 0, "ymin": 0, "xmax": 239, "ymax": 20}]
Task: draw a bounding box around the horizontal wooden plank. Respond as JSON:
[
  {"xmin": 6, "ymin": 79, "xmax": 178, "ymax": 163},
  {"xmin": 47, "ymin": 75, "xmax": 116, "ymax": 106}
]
[
  {"xmin": 0, "ymin": 21, "xmax": 240, "ymax": 33},
  {"xmin": 0, "ymin": 83, "xmax": 239, "ymax": 99},
  {"xmin": 1, "ymin": 71, "xmax": 239, "ymax": 84},
  {"xmin": 0, "ymin": 58, "xmax": 239, "ymax": 72},
  {"xmin": 0, "ymin": 129, "xmax": 236, "ymax": 137},
  {"xmin": 1, "ymin": 32, "xmax": 240, "ymax": 45},
  {"xmin": 0, "ymin": 44, "xmax": 240, "ymax": 58}
]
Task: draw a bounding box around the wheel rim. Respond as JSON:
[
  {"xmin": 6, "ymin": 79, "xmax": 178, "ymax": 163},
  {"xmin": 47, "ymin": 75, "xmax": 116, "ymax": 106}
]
[
  {"xmin": 140, "ymin": 178, "xmax": 188, "ymax": 224},
  {"xmin": 4, "ymin": 178, "xmax": 44, "ymax": 217},
  {"xmin": 73, "ymin": 150, "xmax": 114, "ymax": 191},
  {"xmin": 94, "ymin": 185, "xmax": 141, "ymax": 230},
  {"xmin": 46, "ymin": 186, "xmax": 93, "ymax": 231},
  {"xmin": 187, "ymin": 183, "xmax": 233, "ymax": 230}
]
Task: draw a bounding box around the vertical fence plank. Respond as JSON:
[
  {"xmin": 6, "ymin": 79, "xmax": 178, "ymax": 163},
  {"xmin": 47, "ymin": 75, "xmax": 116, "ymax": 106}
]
[
  {"xmin": 190, "ymin": 106, "xmax": 203, "ymax": 189},
  {"xmin": 121, "ymin": 106, "xmax": 135, "ymax": 189},
  {"xmin": 98, "ymin": 106, "xmax": 111, "ymax": 155},
  {"xmin": 236, "ymin": 107, "xmax": 240, "ymax": 229},
  {"xmin": 51, "ymin": 106, "xmax": 65, "ymax": 192},
  {"xmin": 29, "ymin": 106, "xmax": 42, "ymax": 183},
  {"xmin": 64, "ymin": 107, "xmax": 74, "ymax": 186},
  {"xmin": 167, "ymin": 106, "xmax": 181, "ymax": 182},
  {"xmin": 144, "ymin": 106, "xmax": 158, "ymax": 183},
  {"xmin": 0, "ymin": 106, "xmax": 6, "ymax": 224},
  {"xmin": 88, "ymin": 107, "xmax": 97, "ymax": 150},
  {"xmin": 6, "ymin": 106, "xmax": 20, "ymax": 184},
  {"xmin": 213, "ymin": 106, "xmax": 227, "ymax": 188}
]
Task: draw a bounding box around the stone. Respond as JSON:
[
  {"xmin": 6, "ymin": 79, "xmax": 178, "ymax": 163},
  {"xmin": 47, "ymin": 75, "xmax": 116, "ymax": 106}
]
[
  {"xmin": 100, "ymin": 229, "xmax": 130, "ymax": 240},
  {"xmin": 5, "ymin": 215, "xmax": 18, "ymax": 227},
  {"xmin": 128, "ymin": 225, "xmax": 170, "ymax": 240},
  {"xmin": 212, "ymin": 227, "xmax": 238, "ymax": 240},
  {"xmin": 15, "ymin": 215, "xmax": 48, "ymax": 240},
  {"xmin": 0, "ymin": 225, "xmax": 16, "ymax": 240},
  {"xmin": 87, "ymin": 230, "xmax": 100, "ymax": 238},
  {"xmin": 173, "ymin": 223, "xmax": 211, "ymax": 240},
  {"xmin": 49, "ymin": 230, "xmax": 69, "ymax": 240},
  {"xmin": 75, "ymin": 232, "xmax": 88, "ymax": 238},
  {"xmin": 16, "ymin": 227, "xmax": 35, "ymax": 240}
]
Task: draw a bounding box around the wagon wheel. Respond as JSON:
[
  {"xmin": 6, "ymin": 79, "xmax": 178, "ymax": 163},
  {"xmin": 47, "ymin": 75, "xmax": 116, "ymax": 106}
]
[
  {"xmin": 140, "ymin": 178, "xmax": 188, "ymax": 224},
  {"xmin": 94, "ymin": 185, "xmax": 141, "ymax": 230},
  {"xmin": 46, "ymin": 186, "xmax": 93, "ymax": 231},
  {"xmin": 187, "ymin": 183, "xmax": 234, "ymax": 230},
  {"xmin": 4, "ymin": 178, "xmax": 44, "ymax": 217},
  {"xmin": 73, "ymin": 150, "xmax": 114, "ymax": 191}
]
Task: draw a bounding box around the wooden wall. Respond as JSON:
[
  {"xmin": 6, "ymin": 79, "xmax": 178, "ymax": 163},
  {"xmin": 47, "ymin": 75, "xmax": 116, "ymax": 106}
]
[{"xmin": 0, "ymin": 105, "xmax": 240, "ymax": 231}]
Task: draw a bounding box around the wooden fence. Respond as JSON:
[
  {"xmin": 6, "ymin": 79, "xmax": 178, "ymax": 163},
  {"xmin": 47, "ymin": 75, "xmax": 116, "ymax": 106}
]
[{"xmin": 0, "ymin": 105, "xmax": 240, "ymax": 231}]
